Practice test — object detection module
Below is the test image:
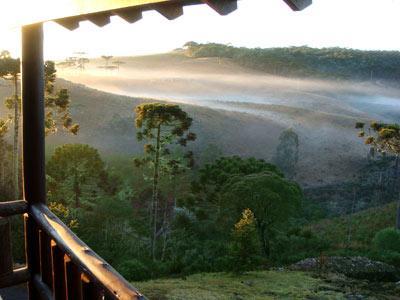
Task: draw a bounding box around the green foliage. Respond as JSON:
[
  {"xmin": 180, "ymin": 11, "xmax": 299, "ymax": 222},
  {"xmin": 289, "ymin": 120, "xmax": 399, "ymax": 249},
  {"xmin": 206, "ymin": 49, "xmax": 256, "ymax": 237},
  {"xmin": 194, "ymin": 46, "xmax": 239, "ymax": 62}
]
[
  {"xmin": 271, "ymin": 230, "xmax": 331, "ymax": 265},
  {"xmin": 134, "ymin": 103, "xmax": 196, "ymax": 260},
  {"xmin": 229, "ymin": 209, "xmax": 262, "ymax": 273},
  {"xmin": 307, "ymin": 202, "xmax": 397, "ymax": 252},
  {"xmin": 118, "ymin": 259, "xmax": 151, "ymax": 281},
  {"xmin": 47, "ymin": 144, "xmax": 110, "ymax": 208},
  {"xmin": 222, "ymin": 172, "xmax": 302, "ymax": 256},
  {"xmin": 373, "ymin": 228, "xmax": 400, "ymax": 253},
  {"xmin": 183, "ymin": 42, "xmax": 400, "ymax": 81},
  {"xmin": 192, "ymin": 156, "xmax": 283, "ymax": 204}
]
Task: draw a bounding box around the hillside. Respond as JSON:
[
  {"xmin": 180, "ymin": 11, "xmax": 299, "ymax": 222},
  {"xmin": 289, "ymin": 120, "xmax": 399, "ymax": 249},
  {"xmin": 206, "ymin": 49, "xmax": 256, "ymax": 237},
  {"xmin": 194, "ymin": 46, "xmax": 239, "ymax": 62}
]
[
  {"xmin": 308, "ymin": 201, "xmax": 397, "ymax": 251},
  {"xmin": 55, "ymin": 49, "xmax": 400, "ymax": 186},
  {"xmin": 2, "ymin": 47, "xmax": 400, "ymax": 186},
  {"xmin": 183, "ymin": 42, "xmax": 400, "ymax": 82}
]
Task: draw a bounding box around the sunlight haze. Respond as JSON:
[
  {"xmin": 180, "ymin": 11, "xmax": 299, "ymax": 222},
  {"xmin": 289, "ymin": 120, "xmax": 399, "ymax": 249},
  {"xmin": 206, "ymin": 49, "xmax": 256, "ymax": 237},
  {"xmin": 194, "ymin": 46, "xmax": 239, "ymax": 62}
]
[{"xmin": 1, "ymin": 0, "xmax": 400, "ymax": 59}]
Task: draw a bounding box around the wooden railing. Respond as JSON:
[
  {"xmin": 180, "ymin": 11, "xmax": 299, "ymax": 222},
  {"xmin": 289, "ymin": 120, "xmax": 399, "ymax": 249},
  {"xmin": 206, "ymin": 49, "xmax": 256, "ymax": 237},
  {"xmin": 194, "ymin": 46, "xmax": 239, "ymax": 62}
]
[{"xmin": 0, "ymin": 201, "xmax": 145, "ymax": 300}]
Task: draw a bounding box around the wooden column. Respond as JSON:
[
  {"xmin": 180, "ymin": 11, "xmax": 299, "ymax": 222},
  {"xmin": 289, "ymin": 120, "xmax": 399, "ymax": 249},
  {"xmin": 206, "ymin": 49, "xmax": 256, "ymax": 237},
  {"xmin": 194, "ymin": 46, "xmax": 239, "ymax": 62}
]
[
  {"xmin": 21, "ymin": 22, "xmax": 45, "ymax": 300},
  {"xmin": 21, "ymin": 23, "xmax": 45, "ymax": 205}
]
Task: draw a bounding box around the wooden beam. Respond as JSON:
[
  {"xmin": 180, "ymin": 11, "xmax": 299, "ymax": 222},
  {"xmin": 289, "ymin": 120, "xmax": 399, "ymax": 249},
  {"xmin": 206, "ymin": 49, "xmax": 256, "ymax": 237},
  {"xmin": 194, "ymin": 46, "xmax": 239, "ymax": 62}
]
[
  {"xmin": 114, "ymin": 7, "xmax": 143, "ymax": 23},
  {"xmin": 155, "ymin": 3, "xmax": 183, "ymax": 20},
  {"xmin": 0, "ymin": 200, "xmax": 28, "ymax": 217},
  {"xmin": 87, "ymin": 12, "xmax": 111, "ymax": 27},
  {"xmin": 202, "ymin": 0, "xmax": 237, "ymax": 16},
  {"xmin": 0, "ymin": 267, "xmax": 30, "ymax": 289},
  {"xmin": 282, "ymin": 0, "xmax": 312, "ymax": 11},
  {"xmin": 54, "ymin": 17, "xmax": 80, "ymax": 30},
  {"xmin": 21, "ymin": 23, "xmax": 46, "ymax": 206}
]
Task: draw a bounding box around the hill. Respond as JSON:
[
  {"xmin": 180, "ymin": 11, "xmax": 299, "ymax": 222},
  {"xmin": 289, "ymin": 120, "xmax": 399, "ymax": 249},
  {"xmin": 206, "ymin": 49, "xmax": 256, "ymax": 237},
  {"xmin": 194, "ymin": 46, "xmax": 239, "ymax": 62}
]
[
  {"xmin": 54, "ymin": 49, "xmax": 400, "ymax": 186},
  {"xmin": 183, "ymin": 42, "xmax": 400, "ymax": 82},
  {"xmin": 308, "ymin": 201, "xmax": 397, "ymax": 252},
  {"xmin": 2, "ymin": 46, "xmax": 400, "ymax": 188}
]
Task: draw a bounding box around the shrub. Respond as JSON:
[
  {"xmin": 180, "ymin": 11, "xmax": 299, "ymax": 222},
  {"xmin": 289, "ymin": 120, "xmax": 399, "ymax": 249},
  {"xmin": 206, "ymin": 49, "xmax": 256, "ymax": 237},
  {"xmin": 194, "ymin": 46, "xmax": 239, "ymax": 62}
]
[
  {"xmin": 271, "ymin": 230, "xmax": 331, "ymax": 265},
  {"xmin": 374, "ymin": 251, "xmax": 400, "ymax": 268},
  {"xmin": 118, "ymin": 259, "xmax": 151, "ymax": 281},
  {"xmin": 373, "ymin": 228, "xmax": 400, "ymax": 253}
]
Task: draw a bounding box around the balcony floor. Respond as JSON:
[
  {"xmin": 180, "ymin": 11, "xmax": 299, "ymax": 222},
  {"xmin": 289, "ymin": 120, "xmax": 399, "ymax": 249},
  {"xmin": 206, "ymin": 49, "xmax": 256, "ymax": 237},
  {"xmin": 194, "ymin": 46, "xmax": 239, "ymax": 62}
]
[{"xmin": 0, "ymin": 284, "xmax": 28, "ymax": 300}]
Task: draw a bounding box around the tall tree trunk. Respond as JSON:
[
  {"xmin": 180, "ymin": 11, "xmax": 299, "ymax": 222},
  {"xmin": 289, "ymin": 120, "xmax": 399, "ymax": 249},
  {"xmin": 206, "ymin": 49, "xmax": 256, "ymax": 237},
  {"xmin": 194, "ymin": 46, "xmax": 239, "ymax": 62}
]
[
  {"xmin": 12, "ymin": 75, "xmax": 19, "ymax": 200},
  {"xmin": 151, "ymin": 124, "xmax": 161, "ymax": 261}
]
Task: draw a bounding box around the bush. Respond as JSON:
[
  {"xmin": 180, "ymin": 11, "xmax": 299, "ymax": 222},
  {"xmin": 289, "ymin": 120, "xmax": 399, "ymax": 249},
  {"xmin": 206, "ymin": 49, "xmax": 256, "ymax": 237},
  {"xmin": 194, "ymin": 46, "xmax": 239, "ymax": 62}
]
[
  {"xmin": 118, "ymin": 259, "xmax": 151, "ymax": 281},
  {"xmin": 373, "ymin": 228, "xmax": 400, "ymax": 253},
  {"xmin": 271, "ymin": 230, "xmax": 331, "ymax": 265},
  {"xmin": 374, "ymin": 251, "xmax": 400, "ymax": 268}
]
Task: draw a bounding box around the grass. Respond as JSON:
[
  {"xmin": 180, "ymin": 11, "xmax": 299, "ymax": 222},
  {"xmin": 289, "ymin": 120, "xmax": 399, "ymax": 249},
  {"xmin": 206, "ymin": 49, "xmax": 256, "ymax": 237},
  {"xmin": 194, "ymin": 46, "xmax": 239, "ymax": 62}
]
[{"xmin": 133, "ymin": 271, "xmax": 347, "ymax": 300}]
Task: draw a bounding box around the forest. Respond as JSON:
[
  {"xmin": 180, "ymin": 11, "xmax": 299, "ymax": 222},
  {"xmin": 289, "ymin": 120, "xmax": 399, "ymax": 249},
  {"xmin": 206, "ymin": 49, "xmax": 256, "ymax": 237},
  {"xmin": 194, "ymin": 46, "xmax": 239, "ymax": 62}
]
[
  {"xmin": 1, "ymin": 45, "xmax": 400, "ymax": 298},
  {"xmin": 183, "ymin": 42, "xmax": 400, "ymax": 82}
]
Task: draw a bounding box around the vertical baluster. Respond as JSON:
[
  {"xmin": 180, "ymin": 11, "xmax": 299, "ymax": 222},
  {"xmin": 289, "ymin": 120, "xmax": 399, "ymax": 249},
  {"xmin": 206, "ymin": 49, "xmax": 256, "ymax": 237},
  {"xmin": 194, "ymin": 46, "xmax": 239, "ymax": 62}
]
[
  {"xmin": 24, "ymin": 214, "xmax": 40, "ymax": 299},
  {"xmin": 0, "ymin": 217, "xmax": 13, "ymax": 280},
  {"xmin": 39, "ymin": 229, "xmax": 53, "ymax": 291},
  {"xmin": 64, "ymin": 256, "xmax": 83, "ymax": 300},
  {"xmin": 51, "ymin": 241, "xmax": 67, "ymax": 300},
  {"xmin": 81, "ymin": 273, "xmax": 104, "ymax": 299}
]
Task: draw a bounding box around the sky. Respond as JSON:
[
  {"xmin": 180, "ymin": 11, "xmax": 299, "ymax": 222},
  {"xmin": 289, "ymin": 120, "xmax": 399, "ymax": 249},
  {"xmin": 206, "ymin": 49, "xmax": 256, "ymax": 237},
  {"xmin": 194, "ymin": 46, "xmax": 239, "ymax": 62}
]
[{"xmin": 1, "ymin": 0, "xmax": 400, "ymax": 60}]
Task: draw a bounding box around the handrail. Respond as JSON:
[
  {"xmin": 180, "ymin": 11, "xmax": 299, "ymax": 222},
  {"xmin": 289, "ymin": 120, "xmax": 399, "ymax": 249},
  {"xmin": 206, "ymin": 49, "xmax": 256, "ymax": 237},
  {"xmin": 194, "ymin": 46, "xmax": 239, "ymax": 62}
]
[
  {"xmin": 0, "ymin": 200, "xmax": 28, "ymax": 217},
  {"xmin": 30, "ymin": 203, "xmax": 145, "ymax": 300}
]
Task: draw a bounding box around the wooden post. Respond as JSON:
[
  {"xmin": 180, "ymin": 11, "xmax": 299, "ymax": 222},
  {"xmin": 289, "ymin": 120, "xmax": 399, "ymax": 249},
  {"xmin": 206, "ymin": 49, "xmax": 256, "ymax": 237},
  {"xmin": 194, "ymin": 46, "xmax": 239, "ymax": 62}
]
[{"xmin": 21, "ymin": 22, "xmax": 45, "ymax": 300}]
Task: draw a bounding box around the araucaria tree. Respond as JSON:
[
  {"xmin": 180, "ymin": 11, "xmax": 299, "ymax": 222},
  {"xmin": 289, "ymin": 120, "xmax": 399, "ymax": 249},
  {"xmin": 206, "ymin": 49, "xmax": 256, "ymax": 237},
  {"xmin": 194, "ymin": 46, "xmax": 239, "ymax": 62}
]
[
  {"xmin": 275, "ymin": 128, "xmax": 299, "ymax": 179},
  {"xmin": 134, "ymin": 103, "xmax": 196, "ymax": 260},
  {"xmin": 356, "ymin": 121, "xmax": 400, "ymax": 228},
  {"xmin": 0, "ymin": 52, "xmax": 78, "ymax": 199}
]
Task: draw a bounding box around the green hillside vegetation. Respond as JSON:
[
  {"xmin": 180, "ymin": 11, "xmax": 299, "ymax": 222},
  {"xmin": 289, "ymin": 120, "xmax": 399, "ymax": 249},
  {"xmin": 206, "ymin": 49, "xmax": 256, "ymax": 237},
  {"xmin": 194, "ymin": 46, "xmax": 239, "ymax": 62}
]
[
  {"xmin": 308, "ymin": 202, "xmax": 397, "ymax": 253},
  {"xmin": 183, "ymin": 42, "xmax": 400, "ymax": 81}
]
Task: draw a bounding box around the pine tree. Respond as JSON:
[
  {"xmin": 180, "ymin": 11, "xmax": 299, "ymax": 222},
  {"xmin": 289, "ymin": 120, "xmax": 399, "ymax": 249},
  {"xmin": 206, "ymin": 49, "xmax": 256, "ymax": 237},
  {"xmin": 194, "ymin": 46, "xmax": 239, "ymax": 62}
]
[
  {"xmin": 356, "ymin": 121, "xmax": 400, "ymax": 228},
  {"xmin": 0, "ymin": 53, "xmax": 79, "ymax": 199},
  {"xmin": 133, "ymin": 103, "xmax": 196, "ymax": 260}
]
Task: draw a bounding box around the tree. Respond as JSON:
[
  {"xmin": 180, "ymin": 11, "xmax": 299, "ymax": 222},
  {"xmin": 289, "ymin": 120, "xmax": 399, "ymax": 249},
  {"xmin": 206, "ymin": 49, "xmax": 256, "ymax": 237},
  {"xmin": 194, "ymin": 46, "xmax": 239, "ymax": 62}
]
[
  {"xmin": 274, "ymin": 128, "xmax": 299, "ymax": 179},
  {"xmin": 0, "ymin": 53, "xmax": 79, "ymax": 199},
  {"xmin": 356, "ymin": 121, "xmax": 400, "ymax": 228},
  {"xmin": 221, "ymin": 172, "xmax": 302, "ymax": 256},
  {"xmin": 46, "ymin": 144, "xmax": 109, "ymax": 208},
  {"xmin": 229, "ymin": 208, "xmax": 262, "ymax": 274},
  {"xmin": 0, "ymin": 118, "xmax": 12, "ymax": 197},
  {"xmin": 133, "ymin": 103, "xmax": 196, "ymax": 260},
  {"xmin": 0, "ymin": 51, "xmax": 21, "ymax": 199},
  {"xmin": 191, "ymin": 156, "xmax": 283, "ymax": 206}
]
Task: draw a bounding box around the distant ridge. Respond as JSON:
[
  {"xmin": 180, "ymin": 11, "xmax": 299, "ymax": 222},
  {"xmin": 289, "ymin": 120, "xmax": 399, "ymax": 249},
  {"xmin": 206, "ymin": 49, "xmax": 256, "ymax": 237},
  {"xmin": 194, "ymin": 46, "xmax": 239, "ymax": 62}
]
[{"xmin": 182, "ymin": 42, "xmax": 400, "ymax": 82}]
